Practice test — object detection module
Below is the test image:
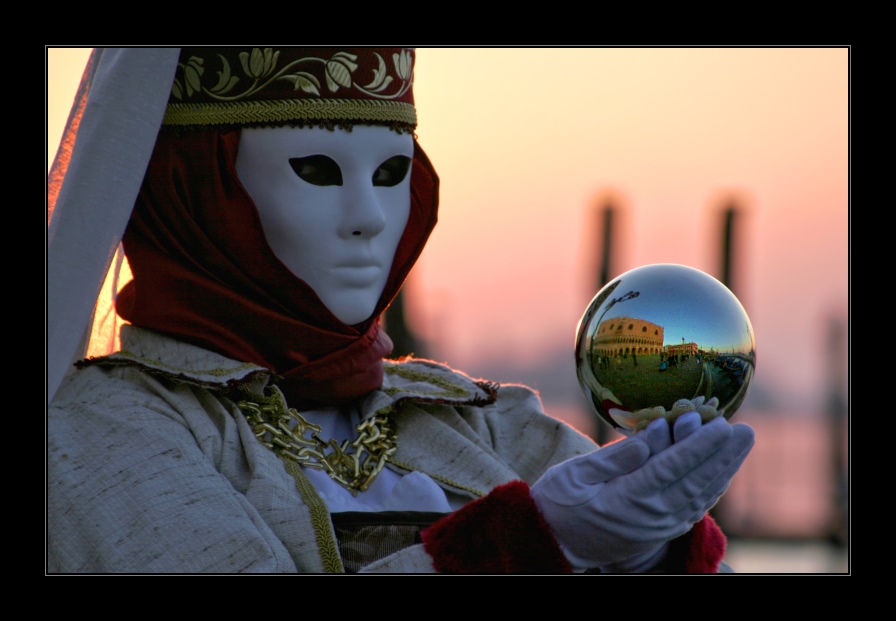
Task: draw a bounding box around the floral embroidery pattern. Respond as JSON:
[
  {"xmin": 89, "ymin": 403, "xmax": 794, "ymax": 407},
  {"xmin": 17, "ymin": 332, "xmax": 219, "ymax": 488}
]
[{"xmin": 171, "ymin": 48, "xmax": 414, "ymax": 102}]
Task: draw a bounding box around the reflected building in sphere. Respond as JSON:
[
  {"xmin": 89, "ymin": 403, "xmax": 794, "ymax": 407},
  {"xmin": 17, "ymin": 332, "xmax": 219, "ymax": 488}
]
[{"xmin": 590, "ymin": 315, "xmax": 664, "ymax": 357}]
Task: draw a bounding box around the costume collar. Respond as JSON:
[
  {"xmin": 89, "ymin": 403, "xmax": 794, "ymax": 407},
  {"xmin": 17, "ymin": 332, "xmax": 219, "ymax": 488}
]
[{"xmin": 80, "ymin": 325, "xmax": 497, "ymax": 410}]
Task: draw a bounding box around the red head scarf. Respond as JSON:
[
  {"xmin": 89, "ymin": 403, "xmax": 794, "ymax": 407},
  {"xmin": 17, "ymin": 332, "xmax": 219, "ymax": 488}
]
[{"xmin": 117, "ymin": 127, "xmax": 438, "ymax": 409}]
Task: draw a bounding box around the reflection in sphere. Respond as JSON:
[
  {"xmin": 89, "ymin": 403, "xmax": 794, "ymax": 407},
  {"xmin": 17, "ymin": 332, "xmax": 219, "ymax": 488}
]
[{"xmin": 575, "ymin": 264, "xmax": 755, "ymax": 433}]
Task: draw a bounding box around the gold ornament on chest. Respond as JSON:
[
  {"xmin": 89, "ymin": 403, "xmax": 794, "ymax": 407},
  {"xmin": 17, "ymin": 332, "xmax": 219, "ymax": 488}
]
[{"xmin": 237, "ymin": 392, "xmax": 398, "ymax": 495}]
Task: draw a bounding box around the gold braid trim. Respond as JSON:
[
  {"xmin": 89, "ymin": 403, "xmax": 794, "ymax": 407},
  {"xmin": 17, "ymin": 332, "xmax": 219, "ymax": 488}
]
[
  {"xmin": 281, "ymin": 459, "xmax": 344, "ymax": 573},
  {"xmin": 164, "ymin": 99, "xmax": 416, "ymax": 129},
  {"xmin": 382, "ymin": 364, "xmax": 472, "ymax": 399},
  {"xmin": 387, "ymin": 456, "xmax": 487, "ymax": 499}
]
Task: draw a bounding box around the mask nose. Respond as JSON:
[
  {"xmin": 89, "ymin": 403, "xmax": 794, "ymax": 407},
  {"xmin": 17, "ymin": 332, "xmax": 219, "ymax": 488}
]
[{"xmin": 341, "ymin": 179, "xmax": 387, "ymax": 238}]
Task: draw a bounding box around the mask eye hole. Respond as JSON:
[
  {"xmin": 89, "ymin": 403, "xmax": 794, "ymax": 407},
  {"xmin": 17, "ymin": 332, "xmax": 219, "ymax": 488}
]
[
  {"xmin": 372, "ymin": 155, "xmax": 412, "ymax": 187},
  {"xmin": 289, "ymin": 155, "xmax": 343, "ymax": 186}
]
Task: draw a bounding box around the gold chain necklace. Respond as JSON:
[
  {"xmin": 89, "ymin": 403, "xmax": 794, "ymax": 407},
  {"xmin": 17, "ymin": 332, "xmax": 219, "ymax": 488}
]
[{"xmin": 237, "ymin": 392, "xmax": 398, "ymax": 496}]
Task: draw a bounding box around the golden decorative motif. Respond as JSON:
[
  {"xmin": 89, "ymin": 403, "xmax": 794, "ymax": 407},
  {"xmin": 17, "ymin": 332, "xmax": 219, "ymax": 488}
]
[
  {"xmin": 238, "ymin": 390, "xmax": 398, "ymax": 496},
  {"xmin": 171, "ymin": 48, "xmax": 413, "ymax": 103}
]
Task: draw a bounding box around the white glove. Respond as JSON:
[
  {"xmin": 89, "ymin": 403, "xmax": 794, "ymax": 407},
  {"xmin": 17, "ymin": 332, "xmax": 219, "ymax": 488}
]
[{"xmin": 531, "ymin": 412, "xmax": 754, "ymax": 572}]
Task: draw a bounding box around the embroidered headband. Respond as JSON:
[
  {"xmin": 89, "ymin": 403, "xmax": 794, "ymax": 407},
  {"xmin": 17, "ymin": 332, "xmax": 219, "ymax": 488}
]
[{"xmin": 163, "ymin": 47, "xmax": 417, "ymax": 132}]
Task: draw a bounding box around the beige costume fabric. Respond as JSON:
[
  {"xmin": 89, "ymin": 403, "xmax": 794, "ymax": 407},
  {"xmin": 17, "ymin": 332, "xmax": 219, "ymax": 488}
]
[{"xmin": 48, "ymin": 325, "xmax": 596, "ymax": 572}]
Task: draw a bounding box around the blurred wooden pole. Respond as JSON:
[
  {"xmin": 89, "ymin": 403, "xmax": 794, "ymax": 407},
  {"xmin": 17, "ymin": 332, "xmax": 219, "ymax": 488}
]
[
  {"xmin": 598, "ymin": 202, "xmax": 614, "ymax": 290},
  {"xmin": 712, "ymin": 200, "xmax": 739, "ymax": 531},
  {"xmin": 721, "ymin": 204, "xmax": 737, "ymax": 294},
  {"xmin": 593, "ymin": 201, "xmax": 616, "ymax": 446},
  {"xmin": 825, "ymin": 315, "xmax": 848, "ymax": 548}
]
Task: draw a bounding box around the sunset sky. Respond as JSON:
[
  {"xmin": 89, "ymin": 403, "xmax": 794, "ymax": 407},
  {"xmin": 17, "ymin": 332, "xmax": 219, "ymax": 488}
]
[{"xmin": 47, "ymin": 47, "xmax": 849, "ymax": 434}]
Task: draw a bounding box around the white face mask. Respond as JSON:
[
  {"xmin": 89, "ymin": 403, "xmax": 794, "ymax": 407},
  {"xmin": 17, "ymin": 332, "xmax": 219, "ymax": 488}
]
[{"xmin": 236, "ymin": 125, "xmax": 413, "ymax": 325}]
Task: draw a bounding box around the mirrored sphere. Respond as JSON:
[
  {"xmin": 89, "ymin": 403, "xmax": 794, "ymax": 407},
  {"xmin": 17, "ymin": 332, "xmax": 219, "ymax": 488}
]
[{"xmin": 575, "ymin": 264, "xmax": 755, "ymax": 433}]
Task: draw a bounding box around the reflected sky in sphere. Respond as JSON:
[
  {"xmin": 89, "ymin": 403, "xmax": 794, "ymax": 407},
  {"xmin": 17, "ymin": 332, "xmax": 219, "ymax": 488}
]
[{"xmin": 594, "ymin": 264, "xmax": 755, "ymax": 353}]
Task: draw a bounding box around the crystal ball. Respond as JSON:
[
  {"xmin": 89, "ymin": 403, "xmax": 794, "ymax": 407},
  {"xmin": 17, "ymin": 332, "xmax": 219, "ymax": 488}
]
[{"xmin": 575, "ymin": 263, "xmax": 755, "ymax": 433}]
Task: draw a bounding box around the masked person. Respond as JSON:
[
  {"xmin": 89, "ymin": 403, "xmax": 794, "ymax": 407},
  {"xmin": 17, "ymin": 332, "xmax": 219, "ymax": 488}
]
[{"xmin": 47, "ymin": 47, "xmax": 755, "ymax": 574}]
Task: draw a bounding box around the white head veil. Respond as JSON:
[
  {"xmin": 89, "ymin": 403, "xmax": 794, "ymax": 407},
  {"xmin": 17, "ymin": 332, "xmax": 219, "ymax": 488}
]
[{"xmin": 47, "ymin": 48, "xmax": 181, "ymax": 404}]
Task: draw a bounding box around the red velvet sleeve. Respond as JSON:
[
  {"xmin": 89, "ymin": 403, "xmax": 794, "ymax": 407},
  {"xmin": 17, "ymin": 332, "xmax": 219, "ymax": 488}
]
[
  {"xmin": 663, "ymin": 512, "xmax": 728, "ymax": 573},
  {"xmin": 421, "ymin": 481, "xmax": 573, "ymax": 574},
  {"xmin": 421, "ymin": 480, "xmax": 728, "ymax": 574}
]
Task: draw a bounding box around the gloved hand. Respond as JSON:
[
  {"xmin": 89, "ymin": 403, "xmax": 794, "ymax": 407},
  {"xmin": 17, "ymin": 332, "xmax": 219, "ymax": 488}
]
[{"xmin": 530, "ymin": 412, "xmax": 754, "ymax": 572}]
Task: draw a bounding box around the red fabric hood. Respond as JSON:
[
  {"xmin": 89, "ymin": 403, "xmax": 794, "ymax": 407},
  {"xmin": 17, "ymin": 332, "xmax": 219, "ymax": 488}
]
[{"xmin": 117, "ymin": 128, "xmax": 439, "ymax": 409}]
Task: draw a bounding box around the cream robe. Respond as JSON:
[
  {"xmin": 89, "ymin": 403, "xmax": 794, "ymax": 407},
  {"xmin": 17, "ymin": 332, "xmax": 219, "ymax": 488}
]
[{"xmin": 48, "ymin": 325, "xmax": 596, "ymax": 573}]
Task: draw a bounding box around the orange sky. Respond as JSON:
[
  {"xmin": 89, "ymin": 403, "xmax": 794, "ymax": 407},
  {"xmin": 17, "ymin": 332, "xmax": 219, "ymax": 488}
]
[{"xmin": 47, "ymin": 47, "xmax": 849, "ymax": 433}]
